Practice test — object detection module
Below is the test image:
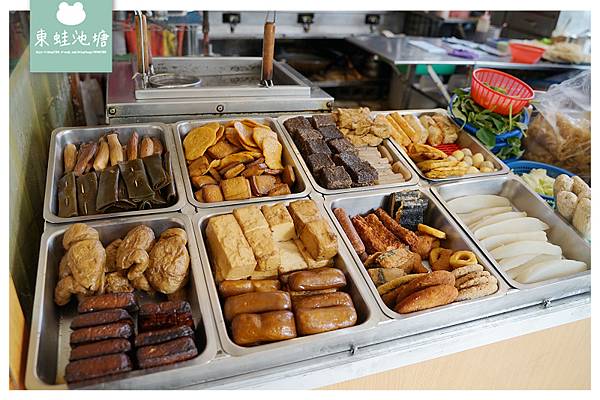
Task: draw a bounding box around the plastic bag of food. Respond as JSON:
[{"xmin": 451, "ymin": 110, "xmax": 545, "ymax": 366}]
[{"xmin": 524, "ymin": 70, "xmax": 591, "ymax": 177}]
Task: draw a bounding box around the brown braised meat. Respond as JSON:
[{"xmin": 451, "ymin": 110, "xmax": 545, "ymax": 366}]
[
  {"xmin": 70, "ymin": 321, "xmax": 133, "ymax": 345},
  {"xmin": 134, "ymin": 325, "xmax": 194, "ymax": 347},
  {"xmin": 69, "ymin": 338, "xmax": 132, "ymax": 361},
  {"xmin": 70, "ymin": 308, "xmax": 132, "ymax": 329},
  {"xmin": 65, "ymin": 353, "xmax": 132, "ymax": 384},
  {"xmin": 138, "ymin": 300, "xmax": 194, "ymax": 332},
  {"xmin": 78, "ymin": 292, "xmax": 139, "ymax": 313},
  {"xmin": 146, "ymin": 228, "xmax": 190, "ymax": 294}
]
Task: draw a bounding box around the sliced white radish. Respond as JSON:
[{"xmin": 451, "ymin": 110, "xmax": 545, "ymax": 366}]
[
  {"xmin": 506, "ymin": 254, "xmax": 562, "ymax": 278},
  {"xmin": 515, "ymin": 259, "xmax": 588, "ymax": 284},
  {"xmin": 481, "ymin": 231, "xmax": 548, "ymax": 251},
  {"xmin": 459, "ymin": 207, "xmax": 513, "ymax": 226},
  {"xmin": 447, "ymin": 195, "xmax": 510, "ymax": 214},
  {"xmin": 469, "ymin": 211, "xmax": 527, "ymax": 231},
  {"xmin": 473, "ymin": 218, "xmax": 550, "ymax": 240},
  {"xmin": 490, "ymin": 241, "xmax": 562, "ymax": 260},
  {"xmin": 497, "ymin": 254, "xmax": 539, "ymax": 271}
]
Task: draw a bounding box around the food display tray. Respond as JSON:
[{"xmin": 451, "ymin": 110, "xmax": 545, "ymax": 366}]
[
  {"xmin": 274, "ymin": 114, "xmax": 419, "ymax": 196},
  {"xmin": 324, "ymin": 187, "xmax": 510, "ymax": 327},
  {"xmin": 172, "ymin": 117, "xmax": 312, "ymax": 209},
  {"xmin": 26, "ymin": 213, "xmax": 218, "ymax": 389},
  {"xmin": 43, "ymin": 123, "xmax": 188, "ymax": 224},
  {"xmin": 375, "ymin": 109, "xmax": 510, "ymax": 183},
  {"xmin": 430, "ymin": 175, "xmax": 591, "ymax": 292},
  {"xmin": 192, "ymin": 196, "xmax": 381, "ymax": 366}
]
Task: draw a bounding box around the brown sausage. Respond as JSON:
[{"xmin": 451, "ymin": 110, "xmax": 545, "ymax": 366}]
[
  {"xmin": 138, "ymin": 301, "xmax": 194, "ymax": 332},
  {"xmin": 70, "ymin": 309, "xmax": 133, "ymax": 329},
  {"xmin": 295, "ymin": 305, "xmax": 357, "ymax": 335},
  {"xmin": 218, "ymin": 279, "xmax": 281, "ymax": 298},
  {"xmin": 231, "ymin": 311, "xmax": 297, "ymax": 346},
  {"xmin": 136, "ymin": 336, "xmax": 198, "ymax": 369},
  {"xmin": 224, "ymin": 291, "xmax": 291, "ymax": 321},
  {"xmin": 292, "ymin": 292, "xmax": 353, "ymax": 310},
  {"xmin": 69, "ymin": 338, "xmax": 131, "ymax": 361},
  {"xmin": 287, "ymin": 267, "xmax": 346, "ymax": 291},
  {"xmin": 78, "ymin": 293, "xmax": 138, "ymax": 314},
  {"xmin": 394, "ymin": 271, "xmax": 455, "ymax": 305},
  {"xmin": 395, "ymin": 284, "xmax": 458, "ymax": 314},
  {"xmin": 134, "ymin": 325, "xmax": 194, "ymax": 348},
  {"xmin": 333, "ymin": 208, "xmax": 366, "ymax": 259},
  {"xmin": 70, "ymin": 321, "xmax": 133, "ymax": 346},
  {"xmin": 139, "ymin": 136, "xmax": 154, "ymax": 158},
  {"xmin": 65, "ymin": 353, "xmax": 133, "ymax": 383},
  {"xmin": 151, "ymin": 137, "xmax": 163, "ymax": 155}
]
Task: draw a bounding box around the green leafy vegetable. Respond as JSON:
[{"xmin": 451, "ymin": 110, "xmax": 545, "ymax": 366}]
[
  {"xmin": 476, "ymin": 128, "xmax": 497, "ymax": 148},
  {"xmin": 496, "ymin": 137, "xmax": 525, "ymax": 160}
]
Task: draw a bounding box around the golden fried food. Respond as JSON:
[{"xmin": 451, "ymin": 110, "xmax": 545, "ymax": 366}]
[
  {"xmin": 183, "ymin": 122, "xmax": 220, "ymax": 160},
  {"xmin": 408, "ymin": 143, "xmax": 448, "ymax": 161},
  {"xmin": 429, "ymin": 247, "xmax": 453, "ymax": 271},
  {"xmin": 417, "ymin": 224, "xmax": 446, "ymax": 239},
  {"xmin": 395, "ymin": 284, "xmax": 458, "ymax": 313},
  {"xmin": 424, "ymin": 167, "xmax": 469, "ymax": 179},
  {"xmin": 416, "ymin": 159, "xmax": 458, "ymax": 172},
  {"xmin": 449, "ymin": 250, "xmax": 478, "ymax": 269}
]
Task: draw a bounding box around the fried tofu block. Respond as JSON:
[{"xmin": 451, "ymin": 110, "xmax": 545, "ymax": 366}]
[
  {"xmin": 244, "ymin": 228, "xmax": 281, "ymax": 271},
  {"xmin": 299, "ymin": 219, "xmax": 339, "ymax": 261},
  {"xmin": 261, "ymin": 203, "xmax": 296, "ymax": 242},
  {"xmin": 277, "ymin": 240, "xmax": 308, "ymax": 274},
  {"xmin": 288, "ymin": 199, "xmax": 321, "ymax": 236},
  {"xmin": 251, "ymin": 269, "xmax": 279, "ymax": 280},
  {"xmin": 206, "ymin": 214, "xmax": 256, "ymax": 280},
  {"xmin": 294, "ymin": 239, "xmax": 334, "ymax": 269},
  {"xmin": 233, "ymin": 205, "xmax": 270, "ymax": 233}
]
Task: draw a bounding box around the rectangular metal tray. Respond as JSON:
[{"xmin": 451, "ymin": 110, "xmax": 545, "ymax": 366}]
[
  {"xmin": 43, "ymin": 123, "xmax": 188, "ymax": 224},
  {"xmin": 26, "ymin": 213, "xmax": 219, "ymax": 389},
  {"xmin": 172, "ymin": 117, "xmax": 312, "ymax": 209},
  {"xmin": 324, "ymin": 187, "xmax": 509, "ymax": 325},
  {"xmin": 430, "ymin": 175, "xmax": 591, "ymax": 291},
  {"xmin": 275, "ymin": 114, "xmax": 419, "ymax": 196},
  {"xmin": 375, "ymin": 109, "xmax": 510, "ymax": 182},
  {"xmin": 192, "ymin": 197, "xmax": 381, "ymax": 366}
]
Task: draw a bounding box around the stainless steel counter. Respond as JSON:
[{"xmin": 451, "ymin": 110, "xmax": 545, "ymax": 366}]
[
  {"xmin": 106, "ymin": 61, "xmax": 333, "ymax": 125},
  {"xmin": 346, "ymin": 35, "xmax": 591, "ymax": 70}
]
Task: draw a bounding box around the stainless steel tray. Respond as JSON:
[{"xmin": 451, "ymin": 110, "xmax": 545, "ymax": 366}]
[
  {"xmin": 43, "ymin": 123, "xmax": 187, "ymax": 224},
  {"xmin": 192, "ymin": 197, "xmax": 381, "ymax": 363},
  {"xmin": 26, "ymin": 213, "xmax": 219, "ymax": 389},
  {"xmin": 375, "ymin": 109, "xmax": 510, "ymax": 182},
  {"xmin": 275, "ymin": 114, "xmax": 419, "ymax": 196},
  {"xmin": 430, "ymin": 175, "xmax": 591, "ymax": 291},
  {"xmin": 172, "ymin": 117, "xmax": 312, "ymax": 209},
  {"xmin": 324, "ymin": 187, "xmax": 509, "ymax": 324}
]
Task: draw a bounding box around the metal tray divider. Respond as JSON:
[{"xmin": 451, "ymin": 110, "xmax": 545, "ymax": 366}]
[
  {"xmin": 372, "ymin": 109, "xmax": 510, "ymax": 183},
  {"xmin": 43, "ymin": 122, "xmax": 188, "ymax": 224},
  {"xmin": 26, "ymin": 213, "xmax": 220, "ymax": 389},
  {"xmin": 429, "ymin": 174, "xmax": 591, "ymax": 294},
  {"xmin": 273, "ymin": 114, "xmax": 420, "ymax": 196},
  {"xmin": 322, "ymin": 186, "xmax": 517, "ymax": 342},
  {"xmin": 169, "ymin": 116, "xmax": 313, "ymax": 209},
  {"xmin": 190, "ymin": 198, "xmax": 385, "ymax": 373}
]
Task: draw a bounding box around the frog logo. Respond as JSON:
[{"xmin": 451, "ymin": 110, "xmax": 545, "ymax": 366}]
[{"xmin": 56, "ymin": 2, "xmax": 86, "ymax": 26}]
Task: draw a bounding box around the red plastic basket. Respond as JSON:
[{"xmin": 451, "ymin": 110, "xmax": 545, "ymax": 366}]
[
  {"xmin": 470, "ymin": 68, "xmax": 534, "ymax": 115},
  {"xmin": 509, "ymin": 43, "xmax": 545, "ymax": 64}
]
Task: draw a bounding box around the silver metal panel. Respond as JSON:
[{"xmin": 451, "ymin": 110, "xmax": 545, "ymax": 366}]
[
  {"xmin": 347, "ymin": 35, "xmax": 591, "ymax": 71},
  {"xmin": 323, "ymin": 186, "xmax": 509, "ymax": 321},
  {"xmin": 43, "ymin": 123, "xmax": 187, "ymax": 224},
  {"xmin": 134, "ymin": 57, "xmax": 311, "ymax": 100},
  {"xmin": 106, "ymin": 62, "xmax": 333, "ymax": 122},
  {"xmin": 171, "ymin": 116, "xmax": 312, "ymax": 209},
  {"xmin": 430, "ymin": 175, "xmax": 591, "ymax": 291},
  {"xmin": 192, "ymin": 197, "xmax": 382, "ymax": 360},
  {"xmin": 275, "ymin": 114, "xmax": 420, "ymax": 196},
  {"xmin": 25, "ymin": 213, "xmax": 219, "ymax": 389},
  {"xmin": 375, "ymin": 109, "xmax": 509, "ymax": 182}
]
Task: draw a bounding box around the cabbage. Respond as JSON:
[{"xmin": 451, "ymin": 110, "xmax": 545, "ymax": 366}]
[{"xmin": 519, "ymin": 168, "xmax": 555, "ymax": 197}]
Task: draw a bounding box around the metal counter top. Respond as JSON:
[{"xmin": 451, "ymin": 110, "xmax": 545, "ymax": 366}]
[
  {"xmin": 183, "ymin": 292, "xmax": 590, "ymax": 389},
  {"xmin": 106, "ymin": 61, "xmax": 333, "ymax": 124},
  {"xmin": 347, "ymin": 35, "xmax": 591, "ymax": 71}
]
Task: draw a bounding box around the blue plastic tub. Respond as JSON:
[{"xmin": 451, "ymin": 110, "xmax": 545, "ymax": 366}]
[{"xmin": 505, "ymin": 160, "xmax": 575, "ymax": 205}]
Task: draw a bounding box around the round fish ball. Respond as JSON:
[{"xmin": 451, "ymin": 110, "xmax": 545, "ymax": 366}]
[
  {"xmin": 451, "ymin": 150, "xmax": 465, "ymax": 161},
  {"xmin": 480, "ymin": 160, "xmax": 494, "ymax": 170},
  {"xmin": 571, "ymin": 176, "xmax": 590, "ymax": 198},
  {"xmin": 447, "ymin": 156, "xmax": 457, "ymax": 162},
  {"xmin": 479, "ymin": 167, "xmax": 494, "ymax": 173},
  {"xmin": 461, "ymin": 148, "xmax": 472, "ymax": 157},
  {"xmin": 467, "ymin": 166, "xmax": 479, "ymax": 174},
  {"xmin": 556, "ymin": 191, "xmax": 578, "ymax": 221},
  {"xmin": 472, "ymin": 153, "xmax": 484, "ymax": 167},
  {"xmin": 462, "ymin": 156, "xmax": 473, "ymax": 167},
  {"xmin": 553, "ymin": 174, "xmax": 573, "ymax": 196}
]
